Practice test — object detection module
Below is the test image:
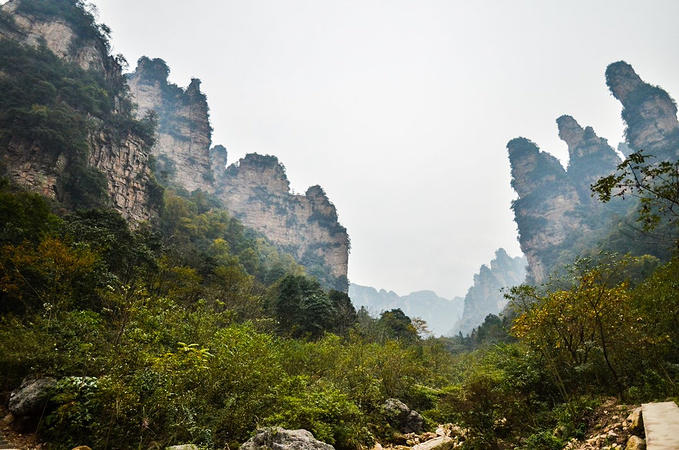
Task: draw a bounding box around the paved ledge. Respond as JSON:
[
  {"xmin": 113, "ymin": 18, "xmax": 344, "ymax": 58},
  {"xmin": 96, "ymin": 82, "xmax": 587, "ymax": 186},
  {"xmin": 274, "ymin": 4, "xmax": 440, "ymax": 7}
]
[{"xmin": 642, "ymin": 401, "xmax": 679, "ymax": 449}]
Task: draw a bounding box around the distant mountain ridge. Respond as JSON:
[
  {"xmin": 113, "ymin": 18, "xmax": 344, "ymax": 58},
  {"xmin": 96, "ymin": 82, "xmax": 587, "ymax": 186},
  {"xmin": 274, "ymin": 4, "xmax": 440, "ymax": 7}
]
[
  {"xmin": 451, "ymin": 248, "xmax": 527, "ymax": 336},
  {"xmin": 349, "ymin": 284, "xmax": 463, "ymax": 337}
]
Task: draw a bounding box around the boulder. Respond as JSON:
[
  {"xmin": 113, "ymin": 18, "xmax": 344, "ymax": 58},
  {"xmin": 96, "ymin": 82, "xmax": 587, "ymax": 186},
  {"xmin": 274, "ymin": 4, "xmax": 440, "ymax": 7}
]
[
  {"xmin": 625, "ymin": 435, "xmax": 646, "ymax": 450},
  {"xmin": 8, "ymin": 377, "xmax": 57, "ymax": 416},
  {"xmin": 382, "ymin": 398, "xmax": 424, "ymax": 434},
  {"xmin": 241, "ymin": 427, "xmax": 334, "ymax": 450},
  {"xmin": 411, "ymin": 436, "xmax": 454, "ymax": 450},
  {"xmin": 627, "ymin": 407, "xmax": 643, "ymax": 435}
]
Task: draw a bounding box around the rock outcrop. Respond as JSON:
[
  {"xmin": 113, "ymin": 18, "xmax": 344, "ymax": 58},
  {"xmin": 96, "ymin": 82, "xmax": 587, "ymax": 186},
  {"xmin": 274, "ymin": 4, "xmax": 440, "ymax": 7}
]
[
  {"xmin": 606, "ymin": 61, "xmax": 679, "ymax": 158},
  {"xmin": 8, "ymin": 377, "xmax": 56, "ymax": 417},
  {"xmin": 0, "ymin": 0, "xmax": 157, "ymax": 222},
  {"xmin": 382, "ymin": 398, "xmax": 424, "ymax": 434},
  {"xmin": 557, "ymin": 115, "xmax": 622, "ymax": 205},
  {"xmin": 127, "ymin": 57, "xmax": 214, "ymax": 193},
  {"xmin": 215, "ymin": 154, "xmax": 350, "ymax": 291},
  {"xmin": 241, "ymin": 427, "xmax": 334, "ymax": 450},
  {"xmin": 509, "ymin": 62, "xmax": 679, "ymax": 283},
  {"xmin": 450, "ymin": 248, "xmax": 526, "ymax": 336},
  {"xmin": 348, "ymin": 285, "xmax": 464, "ymax": 337}
]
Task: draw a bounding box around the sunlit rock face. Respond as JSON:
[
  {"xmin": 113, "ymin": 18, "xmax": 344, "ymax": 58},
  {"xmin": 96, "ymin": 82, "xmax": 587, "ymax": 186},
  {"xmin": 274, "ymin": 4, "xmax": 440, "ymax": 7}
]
[
  {"xmin": 0, "ymin": 0, "xmax": 156, "ymax": 222},
  {"xmin": 215, "ymin": 153, "xmax": 350, "ymax": 292},
  {"xmin": 127, "ymin": 57, "xmax": 214, "ymax": 194},
  {"xmin": 606, "ymin": 61, "xmax": 679, "ymax": 158}
]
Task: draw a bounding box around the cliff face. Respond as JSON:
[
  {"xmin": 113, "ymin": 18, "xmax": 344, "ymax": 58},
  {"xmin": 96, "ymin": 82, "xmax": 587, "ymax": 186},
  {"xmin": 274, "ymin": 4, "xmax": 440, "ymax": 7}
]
[
  {"xmin": 127, "ymin": 57, "xmax": 214, "ymax": 193},
  {"xmin": 508, "ymin": 137, "xmax": 591, "ymax": 282},
  {"xmin": 509, "ymin": 61, "xmax": 678, "ymax": 283},
  {"xmin": 215, "ymin": 154, "xmax": 350, "ymax": 291},
  {"xmin": 606, "ymin": 61, "xmax": 679, "ymax": 158},
  {"xmin": 348, "ymin": 284, "xmax": 464, "ymax": 337},
  {"xmin": 0, "ymin": 0, "xmax": 156, "ymax": 222},
  {"xmin": 0, "ymin": 1, "xmax": 110, "ymax": 75},
  {"xmin": 451, "ymin": 248, "xmax": 526, "ymax": 336}
]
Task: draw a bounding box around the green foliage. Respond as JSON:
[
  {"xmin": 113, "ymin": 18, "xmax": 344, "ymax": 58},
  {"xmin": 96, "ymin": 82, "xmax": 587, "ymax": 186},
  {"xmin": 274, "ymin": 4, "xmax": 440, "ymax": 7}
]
[
  {"xmin": 16, "ymin": 0, "xmax": 111, "ymax": 49},
  {"xmin": 592, "ymin": 150, "xmax": 679, "ymax": 245},
  {"xmin": 265, "ymin": 376, "xmax": 368, "ymax": 450},
  {"xmin": 378, "ymin": 308, "xmax": 419, "ymax": 344}
]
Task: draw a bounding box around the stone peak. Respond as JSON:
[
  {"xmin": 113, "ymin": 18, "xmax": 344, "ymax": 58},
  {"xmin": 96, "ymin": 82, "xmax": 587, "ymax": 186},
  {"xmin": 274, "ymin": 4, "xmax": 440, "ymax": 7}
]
[{"xmin": 606, "ymin": 61, "xmax": 644, "ymax": 103}]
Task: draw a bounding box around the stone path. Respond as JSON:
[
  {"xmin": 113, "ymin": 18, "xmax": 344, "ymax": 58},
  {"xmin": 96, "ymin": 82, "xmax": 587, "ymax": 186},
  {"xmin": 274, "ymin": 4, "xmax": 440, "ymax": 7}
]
[
  {"xmin": 642, "ymin": 401, "xmax": 679, "ymax": 449},
  {"xmin": 0, "ymin": 432, "xmax": 18, "ymax": 449}
]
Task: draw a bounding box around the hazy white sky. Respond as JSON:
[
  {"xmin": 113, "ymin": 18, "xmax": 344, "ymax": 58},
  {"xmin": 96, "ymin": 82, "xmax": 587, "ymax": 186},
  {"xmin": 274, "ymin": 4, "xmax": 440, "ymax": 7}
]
[{"xmin": 86, "ymin": 0, "xmax": 679, "ymax": 298}]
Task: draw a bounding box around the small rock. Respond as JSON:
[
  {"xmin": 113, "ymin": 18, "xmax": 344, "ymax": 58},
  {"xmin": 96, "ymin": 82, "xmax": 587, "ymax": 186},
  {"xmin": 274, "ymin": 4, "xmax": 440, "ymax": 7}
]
[
  {"xmin": 166, "ymin": 446, "xmax": 199, "ymax": 450},
  {"xmin": 627, "ymin": 407, "xmax": 643, "ymax": 435},
  {"xmin": 625, "ymin": 435, "xmax": 646, "ymax": 450},
  {"xmin": 411, "ymin": 436, "xmax": 454, "ymax": 450}
]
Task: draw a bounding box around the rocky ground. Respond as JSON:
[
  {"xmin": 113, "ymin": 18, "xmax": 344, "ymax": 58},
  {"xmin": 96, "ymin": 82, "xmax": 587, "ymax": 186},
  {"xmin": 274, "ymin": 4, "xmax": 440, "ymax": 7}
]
[
  {"xmin": 0, "ymin": 399, "xmax": 644, "ymax": 450},
  {"xmin": 560, "ymin": 398, "xmax": 640, "ymax": 450}
]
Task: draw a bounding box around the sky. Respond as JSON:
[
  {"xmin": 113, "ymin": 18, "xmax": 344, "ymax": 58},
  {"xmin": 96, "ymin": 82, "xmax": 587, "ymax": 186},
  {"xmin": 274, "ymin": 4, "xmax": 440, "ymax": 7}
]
[{"xmin": 81, "ymin": 0, "xmax": 679, "ymax": 299}]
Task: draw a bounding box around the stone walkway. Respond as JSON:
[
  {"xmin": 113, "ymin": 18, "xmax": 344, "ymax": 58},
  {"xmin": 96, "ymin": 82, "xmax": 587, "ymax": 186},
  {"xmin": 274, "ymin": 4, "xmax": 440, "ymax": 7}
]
[
  {"xmin": 0, "ymin": 432, "xmax": 18, "ymax": 450},
  {"xmin": 642, "ymin": 402, "xmax": 679, "ymax": 449}
]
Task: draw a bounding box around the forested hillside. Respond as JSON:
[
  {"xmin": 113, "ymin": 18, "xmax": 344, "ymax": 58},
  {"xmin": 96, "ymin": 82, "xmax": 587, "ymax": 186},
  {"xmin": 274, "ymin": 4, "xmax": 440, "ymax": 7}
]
[{"xmin": 0, "ymin": 1, "xmax": 678, "ymax": 450}]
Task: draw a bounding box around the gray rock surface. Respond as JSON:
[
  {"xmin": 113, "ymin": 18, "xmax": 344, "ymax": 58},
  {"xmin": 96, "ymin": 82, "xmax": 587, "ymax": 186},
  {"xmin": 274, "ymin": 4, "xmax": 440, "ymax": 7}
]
[
  {"xmin": 382, "ymin": 398, "xmax": 424, "ymax": 434},
  {"xmin": 241, "ymin": 427, "xmax": 334, "ymax": 450},
  {"xmin": 411, "ymin": 436, "xmax": 454, "ymax": 450},
  {"xmin": 8, "ymin": 377, "xmax": 57, "ymax": 416}
]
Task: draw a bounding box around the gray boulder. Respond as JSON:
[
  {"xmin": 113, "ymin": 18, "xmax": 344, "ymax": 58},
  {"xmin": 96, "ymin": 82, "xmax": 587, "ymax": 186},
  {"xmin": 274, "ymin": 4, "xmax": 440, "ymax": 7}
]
[
  {"xmin": 241, "ymin": 427, "xmax": 334, "ymax": 450},
  {"xmin": 382, "ymin": 398, "xmax": 424, "ymax": 434},
  {"xmin": 8, "ymin": 377, "xmax": 57, "ymax": 416}
]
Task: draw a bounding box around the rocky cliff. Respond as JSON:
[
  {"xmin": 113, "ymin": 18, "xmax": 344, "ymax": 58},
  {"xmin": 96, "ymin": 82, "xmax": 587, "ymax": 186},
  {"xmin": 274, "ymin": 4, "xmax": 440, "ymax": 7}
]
[
  {"xmin": 0, "ymin": 0, "xmax": 157, "ymax": 222},
  {"xmin": 606, "ymin": 61, "xmax": 679, "ymax": 159},
  {"xmin": 450, "ymin": 248, "xmax": 526, "ymax": 336},
  {"xmin": 125, "ymin": 55, "xmax": 349, "ymax": 290},
  {"xmin": 127, "ymin": 57, "xmax": 214, "ymax": 193},
  {"xmin": 509, "ymin": 61, "xmax": 678, "ymax": 283},
  {"xmin": 348, "ymin": 284, "xmax": 464, "ymax": 337},
  {"xmin": 214, "ymin": 153, "xmax": 350, "ymax": 291}
]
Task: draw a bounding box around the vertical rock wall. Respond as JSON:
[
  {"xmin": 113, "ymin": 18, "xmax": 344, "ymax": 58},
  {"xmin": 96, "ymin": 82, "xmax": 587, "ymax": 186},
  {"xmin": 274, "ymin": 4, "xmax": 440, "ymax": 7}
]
[
  {"xmin": 127, "ymin": 57, "xmax": 214, "ymax": 194},
  {"xmin": 215, "ymin": 154, "xmax": 350, "ymax": 291}
]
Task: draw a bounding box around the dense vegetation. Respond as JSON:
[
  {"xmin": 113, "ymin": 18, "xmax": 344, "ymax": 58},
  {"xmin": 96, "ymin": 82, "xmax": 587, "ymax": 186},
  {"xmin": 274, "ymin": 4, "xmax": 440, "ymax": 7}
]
[
  {"xmin": 1, "ymin": 171, "xmax": 678, "ymax": 449},
  {"xmin": 1, "ymin": 1, "xmax": 679, "ymax": 449}
]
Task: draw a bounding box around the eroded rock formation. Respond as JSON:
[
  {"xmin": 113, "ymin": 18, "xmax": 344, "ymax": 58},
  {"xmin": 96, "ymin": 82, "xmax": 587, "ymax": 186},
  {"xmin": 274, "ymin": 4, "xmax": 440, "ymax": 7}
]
[
  {"xmin": 606, "ymin": 61, "xmax": 679, "ymax": 158},
  {"xmin": 509, "ymin": 61, "xmax": 678, "ymax": 283},
  {"xmin": 127, "ymin": 57, "xmax": 214, "ymax": 193},
  {"xmin": 451, "ymin": 248, "xmax": 526, "ymax": 336},
  {"xmin": 215, "ymin": 154, "xmax": 350, "ymax": 291},
  {"xmin": 0, "ymin": 0, "xmax": 157, "ymax": 222}
]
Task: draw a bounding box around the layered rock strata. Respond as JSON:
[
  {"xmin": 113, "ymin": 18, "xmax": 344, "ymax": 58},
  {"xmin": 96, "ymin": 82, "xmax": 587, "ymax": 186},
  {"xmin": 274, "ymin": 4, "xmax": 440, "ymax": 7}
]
[
  {"xmin": 127, "ymin": 57, "xmax": 214, "ymax": 193},
  {"xmin": 215, "ymin": 154, "xmax": 350, "ymax": 291},
  {"xmin": 0, "ymin": 0, "xmax": 156, "ymax": 222}
]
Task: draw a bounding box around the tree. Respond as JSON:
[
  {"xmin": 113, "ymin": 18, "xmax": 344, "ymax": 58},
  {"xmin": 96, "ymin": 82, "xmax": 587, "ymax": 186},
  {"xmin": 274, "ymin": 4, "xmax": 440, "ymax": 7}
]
[
  {"xmin": 592, "ymin": 150, "xmax": 679, "ymax": 244},
  {"xmin": 509, "ymin": 256, "xmax": 641, "ymax": 399},
  {"xmin": 378, "ymin": 309, "xmax": 419, "ymax": 344},
  {"xmin": 273, "ymin": 275, "xmax": 336, "ymax": 339}
]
